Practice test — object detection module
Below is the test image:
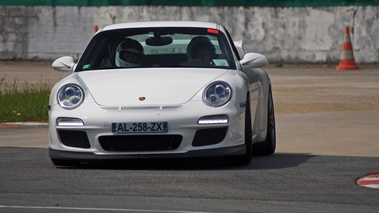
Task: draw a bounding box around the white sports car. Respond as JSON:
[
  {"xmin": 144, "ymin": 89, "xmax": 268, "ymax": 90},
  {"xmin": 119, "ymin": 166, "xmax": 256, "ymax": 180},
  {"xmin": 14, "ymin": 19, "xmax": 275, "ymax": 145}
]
[{"xmin": 49, "ymin": 21, "xmax": 276, "ymax": 166}]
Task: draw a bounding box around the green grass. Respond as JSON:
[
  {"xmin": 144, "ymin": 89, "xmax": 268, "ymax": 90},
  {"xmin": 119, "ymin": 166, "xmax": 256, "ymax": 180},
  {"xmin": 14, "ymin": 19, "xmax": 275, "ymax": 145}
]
[
  {"xmin": 274, "ymin": 62, "xmax": 284, "ymax": 68},
  {"xmin": 0, "ymin": 77, "xmax": 51, "ymax": 122}
]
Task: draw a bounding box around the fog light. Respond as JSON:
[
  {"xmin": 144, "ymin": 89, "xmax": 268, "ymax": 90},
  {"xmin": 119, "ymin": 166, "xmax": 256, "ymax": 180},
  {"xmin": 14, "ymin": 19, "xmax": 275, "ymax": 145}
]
[
  {"xmin": 57, "ymin": 117, "xmax": 84, "ymax": 126},
  {"xmin": 198, "ymin": 115, "xmax": 228, "ymax": 125}
]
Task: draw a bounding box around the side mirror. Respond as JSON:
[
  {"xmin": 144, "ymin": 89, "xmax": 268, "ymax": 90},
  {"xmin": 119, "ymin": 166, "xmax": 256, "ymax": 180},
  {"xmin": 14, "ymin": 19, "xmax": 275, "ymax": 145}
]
[
  {"xmin": 52, "ymin": 56, "xmax": 75, "ymax": 72},
  {"xmin": 240, "ymin": 53, "xmax": 268, "ymax": 68}
]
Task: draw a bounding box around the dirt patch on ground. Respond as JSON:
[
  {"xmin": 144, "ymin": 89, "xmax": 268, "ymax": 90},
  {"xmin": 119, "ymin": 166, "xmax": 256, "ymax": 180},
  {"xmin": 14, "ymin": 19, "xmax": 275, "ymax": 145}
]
[
  {"xmin": 266, "ymin": 64, "xmax": 379, "ymax": 114},
  {"xmin": 0, "ymin": 60, "xmax": 68, "ymax": 87}
]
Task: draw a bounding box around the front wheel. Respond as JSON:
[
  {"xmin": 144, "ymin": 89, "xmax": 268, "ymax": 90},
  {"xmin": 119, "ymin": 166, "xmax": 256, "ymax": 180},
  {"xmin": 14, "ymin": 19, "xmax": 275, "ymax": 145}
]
[{"xmin": 253, "ymin": 86, "xmax": 276, "ymax": 156}]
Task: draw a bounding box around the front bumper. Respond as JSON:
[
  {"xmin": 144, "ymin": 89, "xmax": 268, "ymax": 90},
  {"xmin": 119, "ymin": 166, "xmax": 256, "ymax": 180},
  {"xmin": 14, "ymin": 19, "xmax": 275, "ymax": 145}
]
[
  {"xmin": 49, "ymin": 144, "xmax": 246, "ymax": 160},
  {"xmin": 49, "ymin": 100, "xmax": 247, "ymax": 159}
]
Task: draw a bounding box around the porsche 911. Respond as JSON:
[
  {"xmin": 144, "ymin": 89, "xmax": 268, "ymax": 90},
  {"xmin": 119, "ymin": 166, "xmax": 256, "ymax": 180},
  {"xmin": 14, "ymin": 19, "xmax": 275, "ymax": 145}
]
[{"xmin": 49, "ymin": 21, "xmax": 276, "ymax": 166}]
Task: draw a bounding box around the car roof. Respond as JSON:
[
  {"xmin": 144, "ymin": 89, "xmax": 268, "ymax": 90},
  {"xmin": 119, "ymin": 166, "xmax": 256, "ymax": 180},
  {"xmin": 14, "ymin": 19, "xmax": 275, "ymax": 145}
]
[{"xmin": 102, "ymin": 21, "xmax": 222, "ymax": 31}]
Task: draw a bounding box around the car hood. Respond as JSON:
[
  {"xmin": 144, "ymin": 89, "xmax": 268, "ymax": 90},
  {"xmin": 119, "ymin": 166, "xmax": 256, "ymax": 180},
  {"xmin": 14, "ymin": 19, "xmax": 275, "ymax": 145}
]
[{"xmin": 77, "ymin": 68, "xmax": 228, "ymax": 106}]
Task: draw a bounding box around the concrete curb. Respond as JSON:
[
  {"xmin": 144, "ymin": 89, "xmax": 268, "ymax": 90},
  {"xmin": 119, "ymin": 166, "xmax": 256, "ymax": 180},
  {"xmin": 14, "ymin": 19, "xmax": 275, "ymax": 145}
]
[{"xmin": 0, "ymin": 122, "xmax": 48, "ymax": 127}]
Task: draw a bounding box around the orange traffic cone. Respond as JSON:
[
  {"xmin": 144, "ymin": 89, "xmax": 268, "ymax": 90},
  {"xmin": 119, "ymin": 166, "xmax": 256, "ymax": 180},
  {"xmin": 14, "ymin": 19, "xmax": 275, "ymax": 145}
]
[
  {"xmin": 336, "ymin": 26, "xmax": 358, "ymax": 70},
  {"xmin": 94, "ymin": 25, "xmax": 99, "ymax": 34}
]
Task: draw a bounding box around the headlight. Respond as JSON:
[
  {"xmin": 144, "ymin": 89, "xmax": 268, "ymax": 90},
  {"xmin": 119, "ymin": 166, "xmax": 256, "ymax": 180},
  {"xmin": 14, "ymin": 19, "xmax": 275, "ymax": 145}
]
[
  {"xmin": 57, "ymin": 84, "xmax": 84, "ymax": 109},
  {"xmin": 203, "ymin": 81, "xmax": 232, "ymax": 107}
]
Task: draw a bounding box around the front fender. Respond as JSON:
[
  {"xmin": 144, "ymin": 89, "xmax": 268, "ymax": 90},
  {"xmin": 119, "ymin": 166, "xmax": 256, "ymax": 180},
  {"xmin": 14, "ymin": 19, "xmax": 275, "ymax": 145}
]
[{"xmin": 242, "ymin": 67, "xmax": 271, "ymax": 142}]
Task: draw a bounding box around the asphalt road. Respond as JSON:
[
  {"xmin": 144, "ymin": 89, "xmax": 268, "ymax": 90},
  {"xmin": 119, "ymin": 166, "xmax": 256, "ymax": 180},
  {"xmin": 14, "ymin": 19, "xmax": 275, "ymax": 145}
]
[
  {"xmin": 0, "ymin": 62, "xmax": 378, "ymax": 212},
  {"xmin": 0, "ymin": 145, "xmax": 378, "ymax": 213}
]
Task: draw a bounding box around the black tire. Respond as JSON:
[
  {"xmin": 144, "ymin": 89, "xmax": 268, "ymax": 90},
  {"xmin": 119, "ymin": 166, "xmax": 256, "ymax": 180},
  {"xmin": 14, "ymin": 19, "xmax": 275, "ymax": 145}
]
[
  {"xmin": 224, "ymin": 95, "xmax": 252, "ymax": 166},
  {"xmin": 253, "ymin": 86, "xmax": 276, "ymax": 156},
  {"xmin": 51, "ymin": 159, "xmax": 80, "ymax": 167}
]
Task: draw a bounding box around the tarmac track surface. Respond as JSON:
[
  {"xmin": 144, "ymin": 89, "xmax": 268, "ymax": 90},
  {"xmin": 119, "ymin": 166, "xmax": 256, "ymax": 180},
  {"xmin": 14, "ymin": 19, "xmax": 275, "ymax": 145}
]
[{"xmin": 0, "ymin": 61, "xmax": 378, "ymax": 212}]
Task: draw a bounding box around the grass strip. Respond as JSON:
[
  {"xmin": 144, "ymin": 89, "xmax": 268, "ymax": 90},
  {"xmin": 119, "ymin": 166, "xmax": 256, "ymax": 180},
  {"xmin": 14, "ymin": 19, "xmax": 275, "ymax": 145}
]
[{"xmin": 0, "ymin": 77, "xmax": 51, "ymax": 122}]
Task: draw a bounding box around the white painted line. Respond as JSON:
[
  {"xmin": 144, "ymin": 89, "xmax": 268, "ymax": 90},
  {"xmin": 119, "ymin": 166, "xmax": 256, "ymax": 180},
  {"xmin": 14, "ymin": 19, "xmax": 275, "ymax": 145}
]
[
  {"xmin": 360, "ymin": 177, "xmax": 379, "ymax": 181},
  {"xmin": 0, "ymin": 205, "xmax": 219, "ymax": 213},
  {"xmin": 363, "ymin": 184, "xmax": 379, "ymax": 189}
]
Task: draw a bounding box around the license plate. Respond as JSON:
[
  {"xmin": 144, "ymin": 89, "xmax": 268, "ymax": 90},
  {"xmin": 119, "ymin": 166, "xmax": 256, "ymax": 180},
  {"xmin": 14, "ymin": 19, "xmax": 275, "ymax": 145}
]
[{"xmin": 112, "ymin": 122, "xmax": 168, "ymax": 133}]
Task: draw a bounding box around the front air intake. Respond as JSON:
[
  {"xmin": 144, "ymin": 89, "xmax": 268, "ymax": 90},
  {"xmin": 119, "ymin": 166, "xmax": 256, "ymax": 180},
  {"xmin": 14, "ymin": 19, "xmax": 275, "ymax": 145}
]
[
  {"xmin": 98, "ymin": 135, "xmax": 182, "ymax": 152},
  {"xmin": 192, "ymin": 127, "xmax": 228, "ymax": 147},
  {"xmin": 58, "ymin": 130, "xmax": 91, "ymax": 148}
]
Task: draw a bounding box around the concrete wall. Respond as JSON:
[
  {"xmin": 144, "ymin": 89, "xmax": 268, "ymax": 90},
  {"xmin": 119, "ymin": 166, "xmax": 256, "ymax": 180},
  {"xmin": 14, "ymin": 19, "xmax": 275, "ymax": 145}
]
[{"xmin": 0, "ymin": 6, "xmax": 378, "ymax": 63}]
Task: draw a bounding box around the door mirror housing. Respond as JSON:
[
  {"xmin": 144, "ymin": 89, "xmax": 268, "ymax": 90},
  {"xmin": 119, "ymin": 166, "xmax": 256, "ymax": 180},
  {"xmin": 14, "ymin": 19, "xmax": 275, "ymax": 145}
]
[
  {"xmin": 240, "ymin": 53, "xmax": 268, "ymax": 68},
  {"xmin": 52, "ymin": 56, "xmax": 76, "ymax": 72}
]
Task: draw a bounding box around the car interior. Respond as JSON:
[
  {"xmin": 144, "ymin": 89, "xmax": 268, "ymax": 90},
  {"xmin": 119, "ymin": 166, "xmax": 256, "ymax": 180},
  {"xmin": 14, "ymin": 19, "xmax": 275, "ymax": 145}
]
[{"xmin": 76, "ymin": 27, "xmax": 236, "ymax": 71}]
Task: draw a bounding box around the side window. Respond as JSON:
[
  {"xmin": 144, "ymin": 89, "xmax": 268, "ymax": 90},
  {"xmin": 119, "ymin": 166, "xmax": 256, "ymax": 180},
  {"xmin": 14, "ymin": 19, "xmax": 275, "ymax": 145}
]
[
  {"xmin": 224, "ymin": 28, "xmax": 241, "ymax": 61},
  {"xmin": 77, "ymin": 36, "xmax": 114, "ymax": 71}
]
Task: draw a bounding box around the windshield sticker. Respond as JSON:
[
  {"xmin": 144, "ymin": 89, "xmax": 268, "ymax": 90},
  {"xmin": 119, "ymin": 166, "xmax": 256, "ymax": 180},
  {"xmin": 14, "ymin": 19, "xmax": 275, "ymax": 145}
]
[
  {"xmin": 82, "ymin": 64, "xmax": 90, "ymax": 69},
  {"xmin": 212, "ymin": 59, "xmax": 229, "ymax": 67}
]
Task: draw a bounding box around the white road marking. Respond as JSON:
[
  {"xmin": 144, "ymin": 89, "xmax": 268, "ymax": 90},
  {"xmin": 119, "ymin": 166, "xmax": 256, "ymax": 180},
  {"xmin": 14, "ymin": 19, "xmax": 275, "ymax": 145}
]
[{"xmin": 0, "ymin": 205, "xmax": 219, "ymax": 213}]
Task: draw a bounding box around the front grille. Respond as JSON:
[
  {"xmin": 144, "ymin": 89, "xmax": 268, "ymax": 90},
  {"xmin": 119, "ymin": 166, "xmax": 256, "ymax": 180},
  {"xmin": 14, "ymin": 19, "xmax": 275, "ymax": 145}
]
[
  {"xmin": 192, "ymin": 127, "xmax": 228, "ymax": 147},
  {"xmin": 58, "ymin": 130, "xmax": 91, "ymax": 148},
  {"xmin": 98, "ymin": 135, "xmax": 182, "ymax": 152}
]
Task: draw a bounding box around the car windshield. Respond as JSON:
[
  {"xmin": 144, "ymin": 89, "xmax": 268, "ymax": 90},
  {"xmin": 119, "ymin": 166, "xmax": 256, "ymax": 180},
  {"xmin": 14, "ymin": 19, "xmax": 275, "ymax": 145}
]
[{"xmin": 76, "ymin": 27, "xmax": 236, "ymax": 71}]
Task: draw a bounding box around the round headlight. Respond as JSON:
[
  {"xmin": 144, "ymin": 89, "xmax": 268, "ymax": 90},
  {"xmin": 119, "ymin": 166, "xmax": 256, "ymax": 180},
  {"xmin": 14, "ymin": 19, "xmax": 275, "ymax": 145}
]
[
  {"xmin": 203, "ymin": 82, "xmax": 232, "ymax": 107},
  {"xmin": 57, "ymin": 84, "xmax": 84, "ymax": 109}
]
